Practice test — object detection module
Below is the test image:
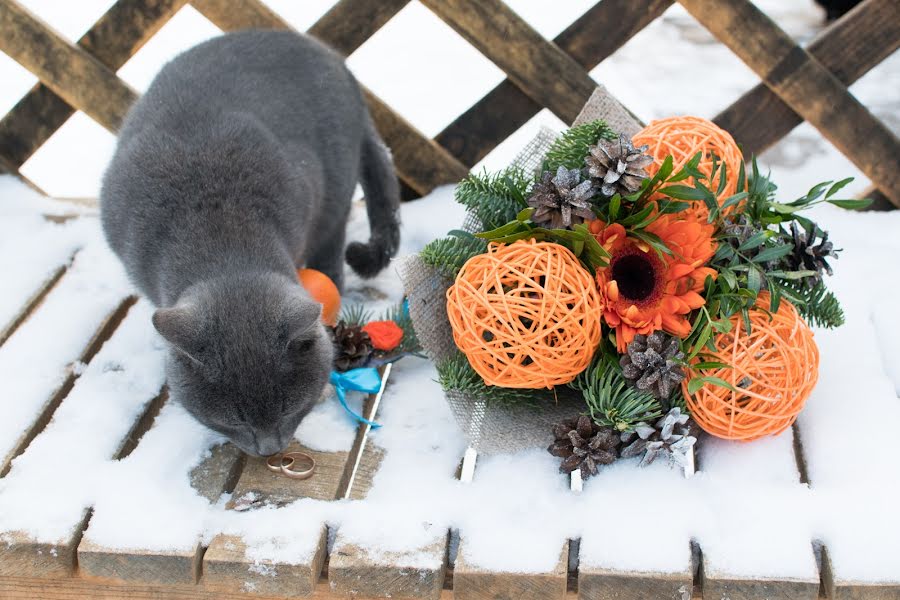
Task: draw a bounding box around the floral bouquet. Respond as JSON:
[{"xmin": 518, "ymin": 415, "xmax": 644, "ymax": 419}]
[{"xmin": 404, "ymin": 105, "xmax": 869, "ymax": 480}]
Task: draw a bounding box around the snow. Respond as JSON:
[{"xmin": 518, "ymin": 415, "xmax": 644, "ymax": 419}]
[
  {"xmin": 0, "ymin": 301, "xmax": 166, "ymax": 542},
  {"xmin": 0, "ymin": 232, "xmax": 131, "ymax": 465},
  {"xmin": 1, "ymin": 0, "xmax": 899, "ymax": 584}
]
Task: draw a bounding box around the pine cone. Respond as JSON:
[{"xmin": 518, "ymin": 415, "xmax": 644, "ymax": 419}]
[
  {"xmin": 329, "ymin": 321, "xmax": 373, "ymax": 371},
  {"xmin": 585, "ymin": 135, "xmax": 654, "ymax": 197},
  {"xmin": 548, "ymin": 415, "xmax": 619, "ymax": 479},
  {"xmin": 527, "ymin": 166, "xmax": 596, "ymax": 230},
  {"xmin": 620, "ymin": 407, "xmax": 698, "ymax": 468},
  {"xmin": 783, "ymin": 221, "xmax": 839, "ymax": 287},
  {"xmin": 620, "ymin": 332, "xmax": 685, "ymax": 403},
  {"xmin": 722, "ymin": 215, "xmax": 760, "ymax": 252}
]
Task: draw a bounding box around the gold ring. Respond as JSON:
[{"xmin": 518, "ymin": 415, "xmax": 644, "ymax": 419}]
[
  {"xmin": 266, "ymin": 454, "xmax": 293, "ymax": 473},
  {"xmin": 280, "ymin": 451, "xmax": 315, "ymax": 480}
]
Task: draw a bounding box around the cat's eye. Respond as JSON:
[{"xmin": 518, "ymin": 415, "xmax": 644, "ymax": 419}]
[{"xmin": 288, "ymin": 337, "xmax": 315, "ymax": 353}]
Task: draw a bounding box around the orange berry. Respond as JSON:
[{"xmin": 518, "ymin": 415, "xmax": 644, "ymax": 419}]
[{"xmin": 297, "ymin": 268, "xmax": 340, "ymax": 326}]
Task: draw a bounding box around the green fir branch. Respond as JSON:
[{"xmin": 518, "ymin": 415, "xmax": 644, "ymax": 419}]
[
  {"xmin": 773, "ymin": 280, "xmax": 845, "ymax": 329},
  {"xmin": 570, "ymin": 356, "xmax": 662, "ymax": 432},
  {"xmin": 542, "ymin": 119, "xmax": 616, "ymax": 172},
  {"xmin": 419, "ymin": 233, "xmax": 487, "ymax": 278},
  {"xmin": 455, "ymin": 167, "xmax": 532, "ymax": 231},
  {"xmin": 436, "ymin": 352, "xmax": 549, "ymax": 405}
]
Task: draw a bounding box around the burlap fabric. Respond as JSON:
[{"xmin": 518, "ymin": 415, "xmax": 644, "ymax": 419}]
[{"xmin": 400, "ymin": 88, "xmax": 643, "ymax": 455}]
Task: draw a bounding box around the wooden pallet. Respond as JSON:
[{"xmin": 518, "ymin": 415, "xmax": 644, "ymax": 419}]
[{"xmin": 3, "ymin": 216, "xmax": 900, "ymax": 599}]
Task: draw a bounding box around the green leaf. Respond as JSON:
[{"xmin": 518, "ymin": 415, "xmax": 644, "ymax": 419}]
[
  {"xmin": 722, "ymin": 191, "xmax": 749, "ymax": 211},
  {"xmin": 828, "ymin": 198, "xmax": 873, "ymax": 210},
  {"xmin": 689, "ymin": 322, "xmax": 712, "ymax": 359},
  {"xmin": 747, "ymin": 268, "xmax": 762, "ymax": 293},
  {"xmin": 516, "ymin": 207, "xmax": 535, "ymax": 221},
  {"xmin": 629, "ymin": 229, "xmax": 673, "ymax": 257},
  {"xmin": 692, "ymin": 361, "xmax": 732, "ymax": 370},
  {"xmin": 700, "ymin": 376, "xmax": 739, "ymax": 393},
  {"xmin": 657, "ymin": 185, "xmax": 709, "ymax": 201},
  {"xmin": 687, "ymin": 377, "xmax": 705, "ymax": 395},
  {"xmin": 737, "ymin": 230, "xmax": 772, "ymax": 251},
  {"xmin": 608, "ymin": 195, "xmax": 621, "ymax": 221},
  {"xmin": 825, "ymin": 177, "xmax": 854, "ymax": 199},
  {"xmin": 619, "ymin": 203, "xmax": 655, "ymax": 227},
  {"xmin": 475, "ymin": 220, "xmax": 528, "ymax": 239},
  {"xmin": 752, "ymin": 244, "xmax": 793, "ymax": 263}
]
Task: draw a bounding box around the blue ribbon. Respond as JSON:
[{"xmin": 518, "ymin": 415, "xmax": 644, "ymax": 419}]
[{"xmin": 330, "ymin": 368, "xmax": 383, "ymax": 428}]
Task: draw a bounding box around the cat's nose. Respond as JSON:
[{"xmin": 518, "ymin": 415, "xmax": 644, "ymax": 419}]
[{"xmin": 255, "ymin": 436, "xmax": 287, "ymax": 457}]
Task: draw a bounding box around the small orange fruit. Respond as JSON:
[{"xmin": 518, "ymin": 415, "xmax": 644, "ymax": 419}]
[{"xmin": 297, "ymin": 268, "xmax": 340, "ymax": 326}]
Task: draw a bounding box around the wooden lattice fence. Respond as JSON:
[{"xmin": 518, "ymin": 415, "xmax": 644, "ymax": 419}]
[{"xmin": 0, "ymin": 0, "xmax": 897, "ymax": 206}]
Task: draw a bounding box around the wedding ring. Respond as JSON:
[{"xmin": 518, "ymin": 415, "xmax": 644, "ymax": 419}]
[
  {"xmin": 266, "ymin": 454, "xmax": 293, "ymax": 473},
  {"xmin": 280, "ymin": 451, "xmax": 315, "ymax": 480}
]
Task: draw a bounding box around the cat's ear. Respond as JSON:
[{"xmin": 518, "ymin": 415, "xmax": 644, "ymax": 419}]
[
  {"xmin": 284, "ymin": 299, "xmax": 322, "ymax": 352},
  {"xmin": 152, "ymin": 305, "xmax": 204, "ymax": 364}
]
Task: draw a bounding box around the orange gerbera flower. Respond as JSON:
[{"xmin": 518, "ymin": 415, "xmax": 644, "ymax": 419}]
[{"xmin": 590, "ymin": 216, "xmax": 716, "ymax": 351}]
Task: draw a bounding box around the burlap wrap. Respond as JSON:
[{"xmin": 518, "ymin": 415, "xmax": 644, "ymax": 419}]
[{"xmin": 400, "ymin": 88, "xmax": 643, "ymax": 455}]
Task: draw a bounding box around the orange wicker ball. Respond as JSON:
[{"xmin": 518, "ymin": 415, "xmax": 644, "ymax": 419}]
[
  {"xmin": 682, "ymin": 296, "xmax": 819, "ymax": 441},
  {"xmin": 632, "ymin": 116, "xmax": 744, "ymax": 220},
  {"xmin": 446, "ymin": 240, "xmax": 602, "ymax": 389},
  {"xmin": 298, "ymin": 268, "xmax": 340, "ymax": 326}
]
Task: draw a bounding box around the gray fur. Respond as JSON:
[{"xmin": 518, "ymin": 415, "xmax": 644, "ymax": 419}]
[{"xmin": 100, "ymin": 31, "xmax": 400, "ymax": 456}]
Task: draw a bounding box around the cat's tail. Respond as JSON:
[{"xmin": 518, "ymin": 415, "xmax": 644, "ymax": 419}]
[{"xmin": 345, "ymin": 118, "xmax": 401, "ymax": 279}]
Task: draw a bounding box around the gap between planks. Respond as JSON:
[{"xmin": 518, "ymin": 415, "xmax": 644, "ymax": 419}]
[
  {"xmin": 0, "ymin": 253, "xmax": 73, "ymax": 348},
  {"xmin": 0, "ymin": 294, "xmax": 137, "ymax": 478}
]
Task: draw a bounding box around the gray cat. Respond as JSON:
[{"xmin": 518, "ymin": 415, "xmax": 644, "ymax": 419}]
[{"xmin": 101, "ymin": 30, "xmax": 400, "ymax": 456}]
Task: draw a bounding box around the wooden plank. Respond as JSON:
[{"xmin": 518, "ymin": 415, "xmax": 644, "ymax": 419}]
[
  {"xmin": 191, "ymin": 0, "xmax": 468, "ymax": 196},
  {"xmin": 436, "ymin": 0, "xmax": 671, "ymax": 167},
  {"xmin": 0, "ymin": 295, "xmax": 134, "ymax": 478},
  {"xmin": 0, "ymin": 0, "xmax": 138, "ymax": 133},
  {"xmin": 420, "ymin": 0, "xmax": 596, "ymax": 125},
  {"xmin": 678, "ymin": 0, "xmax": 900, "ymax": 207},
  {"xmin": 0, "ymin": 262, "xmax": 67, "ymax": 349},
  {"xmin": 0, "ymin": 0, "xmax": 187, "ymax": 168},
  {"xmin": 714, "ymin": 0, "xmax": 900, "ymax": 159},
  {"xmin": 820, "ymin": 546, "xmax": 900, "ymax": 600},
  {"xmin": 0, "ymin": 575, "xmax": 461, "ymax": 600},
  {"xmin": 454, "ymin": 544, "xmax": 569, "ymax": 600},
  {"xmin": 77, "ymin": 443, "xmax": 245, "ymax": 586},
  {"xmin": 202, "ymin": 371, "xmax": 390, "ymax": 597},
  {"xmin": 578, "ymin": 566, "xmax": 693, "ymax": 600}
]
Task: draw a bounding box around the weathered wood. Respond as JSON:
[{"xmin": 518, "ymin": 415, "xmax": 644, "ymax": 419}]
[
  {"xmin": 858, "ymin": 185, "xmax": 895, "ymax": 212},
  {"xmin": 420, "ymin": 0, "xmax": 596, "ymax": 125},
  {"xmin": 0, "ymin": 261, "xmax": 68, "ymax": 348},
  {"xmin": 436, "ymin": 0, "xmax": 671, "ymax": 167},
  {"xmin": 454, "ymin": 543, "xmax": 569, "ymax": 600},
  {"xmin": 329, "ymin": 441, "xmax": 448, "ymax": 600},
  {"xmin": 0, "ymin": 574, "xmax": 460, "ymax": 599},
  {"xmin": 820, "ymin": 546, "xmax": 900, "ymax": 600},
  {"xmin": 202, "ymin": 442, "xmax": 349, "ymax": 596},
  {"xmin": 192, "ymin": 0, "xmax": 468, "ymax": 196},
  {"xmin": 77, "ymin": 443, "xmax": 244, "ymax": 586},
  {"xmin": 678, "ymin": 0, "xmax": 900, "ymax": 207},
  {"xmin": 0, "ymin": 0, "xmax": 138, "ymax": 133},
  {"xmin": 715, "ymin": 0, "xmax": 900, "ymax": 159},
  {"xmin": 0, "ymin": 295, "xmax": 135, "ymax": 478},
  {"xmin": 307, "ymin": 0, "xmax": 411, "ymax": 57},
  {"xmin": 0, "ymin": 0, "xmax": 187, "ymax": 168},
  {"xmin": 578, "ymin": 566, "xmax": 693, "ymax": 600},
  {"xmin": 700, "ymin": 567, "xmax": 819, "ymax": 600}
]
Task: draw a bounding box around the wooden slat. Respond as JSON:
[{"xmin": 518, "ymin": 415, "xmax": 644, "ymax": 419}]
[
  {"xmin": 714, "ymin": 0, "xmax": 900, "ymax": 159},
  {"xmin": 77, "ymin": 443, "xmax": 244, "ymax": 585},
  {"xmin": 820, "ymin": 546, "xmax": 900, "ymax": 600},
  {"xmin": 191, "ymin": 0, "xmax": 468, "ymax": 196},
  {"xmin": 202, "ymin": 371, "xmax": 390, "ymax": 597},
  {"xmin": 578, "ymin": 566, "xmax": 693, "ymax": 600},
  {"xmin": 436, "ymin": 0, "xmax": 671, "ymax": 167},
  {"xmin": 0, "ymin": 261, "xmax": 68, "ymax": 349},
  {"xmin": 678, "ymin": 0, "xmax": 900, "ymax": 207},
  {"xmin": 0, "ymin": 0, "xmax": 187, "ymax": 168},
  {"xmin": 420, "ymin": 0, "xmax": 596, "ymax": 125},
  {"xmin": 453, "ymin": 544, "xmax": 569, "ymax": 600},
  {"xmin": 0, "ymin": 0, "xmax": 138, "ymax": 133}
]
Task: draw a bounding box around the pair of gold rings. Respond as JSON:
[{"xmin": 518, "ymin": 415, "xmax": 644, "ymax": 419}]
[{"xmin": 266, "ymin": 451, "xmax": 315, "ymax": 480}]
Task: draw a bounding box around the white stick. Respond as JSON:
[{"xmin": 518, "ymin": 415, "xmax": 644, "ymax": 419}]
[
  {"xmin": 460, "ymin": 446, "xmax": 478, "ymax": 484},
  {"xmin": 343, "ymin": 362, "xmax": 392, "ymax": 499},
  {"xmin": 570, "ymin": 469, "xmax": 583, "ymax": 493}
]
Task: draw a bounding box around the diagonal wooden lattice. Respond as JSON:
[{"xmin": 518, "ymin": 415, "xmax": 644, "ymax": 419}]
[{"xmin": 0, "ymin": 0, "xmax": 897, "ymax": 206}]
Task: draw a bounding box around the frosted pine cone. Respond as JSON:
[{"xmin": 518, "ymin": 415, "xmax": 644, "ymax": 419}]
[{"xmin": 585, "ymin": 135, "xmax": 654, "ymax": 197}]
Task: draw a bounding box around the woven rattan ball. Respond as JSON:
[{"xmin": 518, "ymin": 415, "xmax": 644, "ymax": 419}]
[
  {"xmin": 446, "ymin": 240, "xmax": 602, "ymax": 389},
  {"xmin": 682, "ymin": 296, "xmax": 819, "ymax": 441},
  {"xmin": 633, "ymin": 116, "xmax": 743, "ymax": 220}
]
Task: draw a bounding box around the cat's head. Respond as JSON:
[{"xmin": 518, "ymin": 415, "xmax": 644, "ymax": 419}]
[{"xmin": 152, "ymin": 273, "xmax": 333, "ymax": 456}]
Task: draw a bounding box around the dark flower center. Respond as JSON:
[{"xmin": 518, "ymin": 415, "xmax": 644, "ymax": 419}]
[{"xmin": 611, "ymin": 252, "xmax": 661, "ymax": 303}]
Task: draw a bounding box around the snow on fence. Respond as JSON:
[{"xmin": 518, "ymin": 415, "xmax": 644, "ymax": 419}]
[{"xmin": 0, "ymin": 0, "xmax": 899, "ymax": 599}]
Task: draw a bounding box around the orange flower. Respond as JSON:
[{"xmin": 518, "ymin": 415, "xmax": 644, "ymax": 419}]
[
  {"xmin": 361, "ymin": 320, "xmax": 404, "ymax": 351},
  {"xmin": 589, "ymin": 217, "xmax": 715, "ymax": 351}
]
